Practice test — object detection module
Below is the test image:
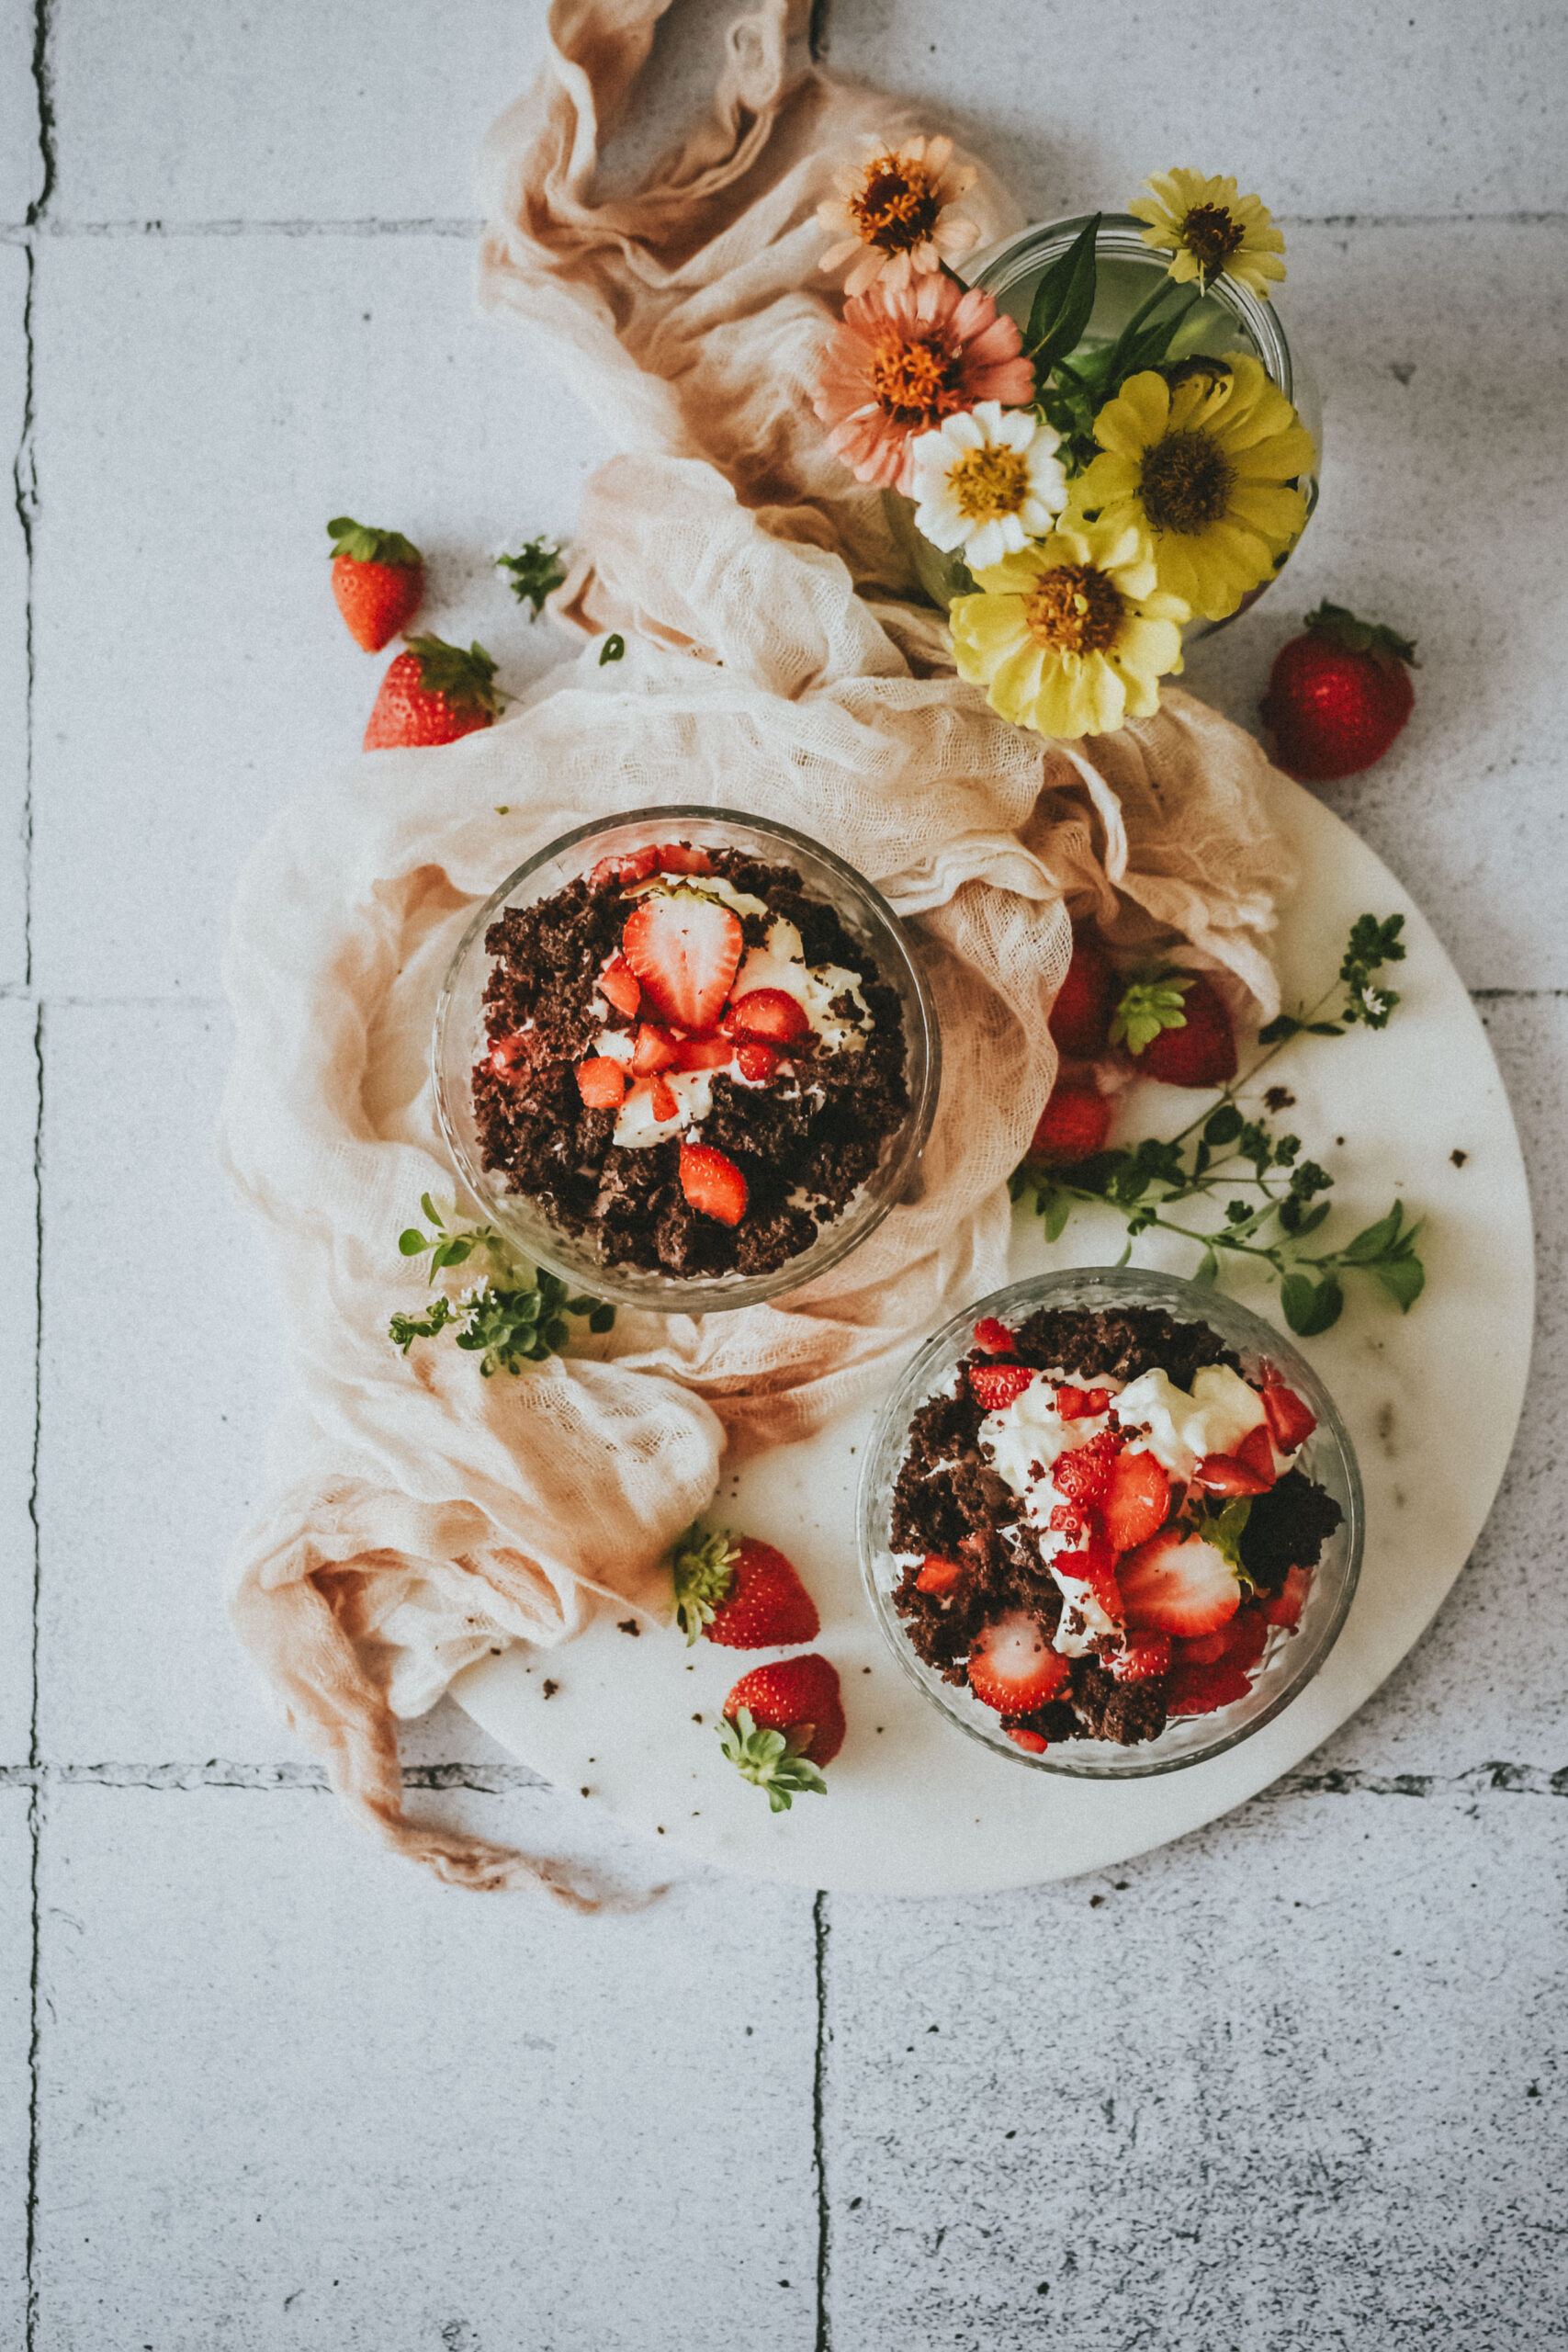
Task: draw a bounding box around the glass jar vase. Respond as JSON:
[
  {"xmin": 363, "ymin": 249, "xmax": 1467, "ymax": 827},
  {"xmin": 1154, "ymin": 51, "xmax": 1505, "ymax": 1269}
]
[{"xmin": 888, "ymin": 212, "xmax": 1321, "ymax": 640}]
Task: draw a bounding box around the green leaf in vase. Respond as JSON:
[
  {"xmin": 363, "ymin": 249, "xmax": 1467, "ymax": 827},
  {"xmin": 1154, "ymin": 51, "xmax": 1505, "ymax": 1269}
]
[{"xmin": 1025, "ymin": 214, "xmax": 1101, "ymax": 379}]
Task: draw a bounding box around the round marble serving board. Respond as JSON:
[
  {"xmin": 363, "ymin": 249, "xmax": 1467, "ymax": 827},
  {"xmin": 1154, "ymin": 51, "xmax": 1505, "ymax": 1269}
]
[{"xmin": 454, "ymin": 773, "xmax": 1534, "ymax": 1896}]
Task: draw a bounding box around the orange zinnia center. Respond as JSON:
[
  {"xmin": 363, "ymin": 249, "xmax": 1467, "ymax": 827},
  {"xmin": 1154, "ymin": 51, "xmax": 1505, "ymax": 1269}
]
[
  {"xmin": 850, "ymin": 154, "xmax": 942, "ymax": 253},
  {"xmin": 868, "ymin": 334, "xmax": 962, "ymax": 425},
  {"xmin": 1024, "ymin": 564, "xmax": 1124, "ymax": 656}
]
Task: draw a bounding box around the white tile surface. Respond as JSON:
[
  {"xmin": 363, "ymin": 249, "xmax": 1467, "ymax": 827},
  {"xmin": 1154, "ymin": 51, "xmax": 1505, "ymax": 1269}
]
[
  {"xmin": 0, "ymin": 999, "xmax": 37, "ymax": 1761},
  {"xmin": 0, "ymin": 1791, "xmax": 32, "ymax": 2352},
  {"xmin": 36, "ymin": 1001, "xmax": 290, "ymax": 1758},
  {"xmin": 0, "ymin": 0, "xmax": 40, "ymax": 224},
  {"xmin": 0, "ymin": 238, "xmax": 29, "ymax": 989},
  {"xmin": 34, "ymin": 1785, "xmax": 818, "ymax": 2352},
  {"xmin": 821, "ymin": 1789, "xmax": 1568, "ymax": 2351},
  {"xmin": 48, "ymin": 0, "xmax": 547, "ymax": 223},
  {"xmin": 823, "ymin": 0, "xmax": 1568, "ymax": 219},
  {"xmin": 28, "ymin": 230, "xmax": 611, "ymax": 1000}
]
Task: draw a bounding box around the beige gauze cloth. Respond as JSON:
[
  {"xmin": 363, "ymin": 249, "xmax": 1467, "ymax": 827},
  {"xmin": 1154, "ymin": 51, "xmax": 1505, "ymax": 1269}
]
[{"xmin": 220, "ymin": 0, "xmax": 1294, "ymax": 1900}]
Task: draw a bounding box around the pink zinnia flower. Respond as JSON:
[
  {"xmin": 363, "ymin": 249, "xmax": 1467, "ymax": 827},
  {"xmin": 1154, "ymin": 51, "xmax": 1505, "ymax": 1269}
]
[{"xmin": 811, "ymin": 274, "xmax": 1036, "ymax": 497}]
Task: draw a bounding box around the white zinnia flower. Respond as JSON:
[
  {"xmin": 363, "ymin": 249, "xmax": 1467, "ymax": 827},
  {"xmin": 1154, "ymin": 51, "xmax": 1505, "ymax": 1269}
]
[{"xmin": 909, "ymin": 403, "xmax": 1068, "ymax": 571}]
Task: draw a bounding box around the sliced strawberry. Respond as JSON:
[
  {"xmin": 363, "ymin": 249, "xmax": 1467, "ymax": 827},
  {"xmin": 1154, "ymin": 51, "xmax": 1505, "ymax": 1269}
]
[
  {"xmin": 1264, "ymin": 1565, "xmax": 1312, "ymax": 1628},
  {"xmin": 680, "ymin": 1140, "xmax": 748, "ymax": 1226},
  {"xmin": 590, "ymin": 846, "xmax": 660, "ymax": 890},
  {"xmin": 736, "ymin": 1042, "xmax": 781, "ymax": 1082},
  {"xmin": 966, "ymin": 1612, "xmax": 1069, "ymax": 1713},
  {"xmin": 1047, "ymin": 1501, "xmax": 1088, "ymax": 1537},
  {"xmin": 673, "ymin": 1033, "xmax": 733, "ymax": 1073},
  {"xmin": 633, "ymin": 1023, "xmax": 678, "ymax": 1075},
  {"xmin": 1053, "ymin": 1430, "xmax": 1120, "ymax": 1510},
  {"xmin": 1101, "ymin": 1449, "xmax": 1171, "ymax": 1553},
  {"xmin": 1055, "ymin": 1384, "xmax": 1111, "ymax": 1420},
  {"xmin": 1118, "ymin": 1528, "xmax": 1240, "ymax": 1638},
  {"xmin": 1234, "ymin": 1421, "xmax": 1279, "ymax": 1486},
  {"xmin": 576, "ymin": 1057, "xmax": 627, "ymax": 1111},
  {"xmin": 1177, "ymin": 1603, "xmax": 1269, "ymax": 1669},
  {"xmin": 488, "ymin": 1032, "xmax": 533, "ymax": 1077},
  {"xmin": 1260, "ymin": 1371, "xmax": 1317, "ymax": 1453},
  {"xmin": 649, "ymin": 1074, "xmax": 681, "ymax": 1124},
  {"xmin": 1054, "ymin": 1521, "xmax": 1122, "ymax": 1621},
  {"xmin": 1108, "ymin": 1630, "xmax": 1172, "ymax": 1684},
  {"xmin": 598, "ymin": 957, "xmax": 642, "ymax": 1019},
  {"xmin": 972, "ymin": 1317, "xmax": 1017, "ymax": 1355},
  {"xmin": 1029, "ymin": 1075, "xmax": 1111, "ymax": 1166},
  {"xmin": 1167, "ymin": 1658, "xmax": 1254, "ymax": 1716},
  {"xmin": 915, "ymin": 1554, "xmax": 964, "ymax": 1596},
  {"xmin": 656, "ymin": 842, "xmax": 714, "ymax": 876},
  {"xmin": 1192, "ymin": 1451, "xmax": 1273, "ymax": 1497},
  {"xmin": 1004, "ymin": 1726, "xmax": 1050, "ymax": 1754},
  {"xmin": 728, "ymin": 987, "xmax": 811, "ymax": 1046},
  {"xmin": 623, "ymin": 890, "xmax": 742, "ymax": 1032},
  {"xmin": 969, "ymin": 1363, "xmax": 1036, "ymax": 1410}
]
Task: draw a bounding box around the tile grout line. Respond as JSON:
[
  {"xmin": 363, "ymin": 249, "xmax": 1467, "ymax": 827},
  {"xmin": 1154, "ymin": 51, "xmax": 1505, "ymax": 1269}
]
[{"xmin": 812, "ymin": 1889, "xmax": 831, "ymax": 2352}]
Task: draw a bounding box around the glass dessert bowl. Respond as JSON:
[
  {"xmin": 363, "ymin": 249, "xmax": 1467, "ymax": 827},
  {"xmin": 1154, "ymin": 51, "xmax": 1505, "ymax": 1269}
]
[
  {"xmin": 858, "ymin": 1266, "xmax": 1363, "ymax": 1778},
  {"xmin": 433, "ymin": 805, "xmax": 942, "ymax": 1315}
]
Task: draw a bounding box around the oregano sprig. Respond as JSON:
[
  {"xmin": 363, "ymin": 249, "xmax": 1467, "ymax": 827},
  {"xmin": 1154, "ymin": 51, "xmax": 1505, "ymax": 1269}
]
[
  {"xmin": 389, "ymin": 1193, "xmax": 614, "ymax": 1377},
  {"xmin": 496, "ymin": 537, "xmax": 567, "ymax": 618},
  {"xmin": 1011, "ymin": 913, "xmax": 1426, "ymax": 1339}
]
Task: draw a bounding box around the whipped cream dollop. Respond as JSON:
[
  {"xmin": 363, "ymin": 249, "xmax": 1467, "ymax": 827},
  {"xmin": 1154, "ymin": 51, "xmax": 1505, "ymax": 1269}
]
[{"xmin": 1112, "ymin": 1364, "xmax": 1265, "ymax": 1480}]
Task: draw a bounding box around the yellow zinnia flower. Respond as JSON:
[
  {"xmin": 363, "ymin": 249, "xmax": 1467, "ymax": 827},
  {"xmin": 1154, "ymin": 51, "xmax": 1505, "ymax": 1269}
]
[
  {"xmin": 950, "ymin": 520, "xmax": 1188, "ymax": 741},
  {"xmin": 1070, "ymin": 358, "xmax": 1314, "ymax": 622},
  {"xmin": 1129, "ymin": 168, "xmax": 1286, "ymax": 300}
]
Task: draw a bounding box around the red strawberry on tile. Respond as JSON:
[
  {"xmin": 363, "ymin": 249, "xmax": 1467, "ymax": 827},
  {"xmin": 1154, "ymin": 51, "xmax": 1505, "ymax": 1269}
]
[
  {"xmin": 327, "ymin": 515, "xmax": 424, "ymax": 651},
  {"xmin": 679, "ymin": 1139, "xmax": 748, "ymax": 1225},
  {"xmin": 1118, "ymin": 1528, "xmax": 1240, "ymax": 1639},
  {"xmin": 1028, "ymin": 1074, "xmax": 1112, "ymax": 1165},
  {"xmin": 623, "ymin": 890, "xmax": 742, "ymax": 1031},
  {"xmin": 1048, "ymin": 929, "xmax": 1117, "ymax": 1057},
  {"xmin": 1100, "ymin": 1449, "xmax": 1172, "ymax": 1553},
  {"xmin": 671, "ymin": 1528, "xmax": 819, "ymax": 1649},
  {"xmin": 966, "ymin": 1611, "xmax": 1070, "ymax": 1714},
  {"xmin": 720, "ymin": 1655, "xmax": 844, "ymax": 1808},
  {"xmin": 728, "ymin": 987, "xmax": 812, "ymax": 1046},
  {"xmin": 968, "ymin": 1363, "xmax": 1036, "ymax": 1410},
  {"xmin": 1260, "ymin": 603, "xmax": 1417, "ymax": 782},
  {"xmin": 362, "ymin": 635, "xmax": 502, "ymax": 750}
]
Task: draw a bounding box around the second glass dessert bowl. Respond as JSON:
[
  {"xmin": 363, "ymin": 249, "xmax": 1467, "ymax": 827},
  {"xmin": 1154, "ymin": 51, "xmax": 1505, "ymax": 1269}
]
[
  {"xmin": 434, "ymin": 805, "xmax": 942, "ymax": 1316},
  {"xmin": 857, "ymin": 1266, "xmax": 1363, "ymax": 1779}
]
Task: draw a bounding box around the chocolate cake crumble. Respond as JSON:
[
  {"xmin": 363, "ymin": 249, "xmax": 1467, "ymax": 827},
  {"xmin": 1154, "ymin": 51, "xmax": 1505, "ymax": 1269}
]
[
  {"xmin": 471, "ymin": 842, "xmax": 909, "ymax": 1282},
  {"xmin": 887, "ymin": 1305, "xmax": 1343, "ymax": 1750}
]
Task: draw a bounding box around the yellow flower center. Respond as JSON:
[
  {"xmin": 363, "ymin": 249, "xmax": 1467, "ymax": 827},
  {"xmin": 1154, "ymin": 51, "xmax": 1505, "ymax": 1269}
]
[
  {"xmin": 850, "ymin": 154, "xmax": 942, "ymax": 253},
  {"xmin": 1137, "ymin": 429, "xmax": 1235, "ymax": 535},
  {"xmin": 868, "ymin": 334, "xmax": 961, "ymax": 424},
  {"xmin": 947, "ymin": 442, "xmax": 1031, "ymax": 522},
  {"xmin": 1024, "ymin": 564, "xmax": 1124, "ymax": 656},
  {"xmin": 1179, "ymin": 203, "xmax": 1246, "ymax": 275}
]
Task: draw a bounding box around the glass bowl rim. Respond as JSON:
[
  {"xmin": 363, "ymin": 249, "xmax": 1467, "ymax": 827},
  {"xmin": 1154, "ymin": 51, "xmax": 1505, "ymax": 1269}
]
[
  {"xmin": 856, "ymin": 1263, "xmax": 1365, "ymax": 1779},
  {"xmin": 431, "ymin": 801, "xmax": 943, "ymax": 1315}
]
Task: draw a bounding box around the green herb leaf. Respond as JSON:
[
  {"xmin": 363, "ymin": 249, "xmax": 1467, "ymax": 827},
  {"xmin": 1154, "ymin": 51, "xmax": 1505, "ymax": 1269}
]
[
  {"xmin": 1371, "ymin": 1251, "xmax": 1427, "ymax": 1310},
  {"xmin": 1280, "ymin": 1272, "xmax": 1344, "ymax": 1336},
  {"xmin": 1339, "ymin": 1203, "xmax": 1405, "ymax": 1262},
  {"xmin": 1025, "ymin": 213, "xmax": 1101, "ymax": 375},
  {"xmin": 1194, "ymin": 1247, "xmax": 1220, "ymax": 1285},
  {"xmin": 497, "ymin": 537, "xmax": 567, "ymax": 617},
  {"xmin": 599, "ymin": 633, "xmax": 626, "ymax": 666},
  {"xmin": 398, "ymin": 1228, "xmax": 430, "ymax": 1256}
]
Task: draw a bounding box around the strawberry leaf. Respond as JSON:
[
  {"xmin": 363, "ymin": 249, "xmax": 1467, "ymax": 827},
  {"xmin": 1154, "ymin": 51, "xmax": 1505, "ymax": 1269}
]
[
  {"xmin": 497, "ymin": 537, "xmax": 567, "ymax": 616},
  {"xmin": 1111, "ymin": 971, "xmax": 1193, "ymax": 1055},
  {"xmin": 404, "ymin": 635, "xmax": 503, "ymax": 716},
  {"xmin": 670, "ymin": 1526, "xmax": 739, "ymax": 1645},
  {"xmin": 327, "ymin": 515, "xmax": 423, "ymax": 568},
  {"xmin": 717, "ymin": 1708, "xmax": 828, "ymax": 1811},
  {"xmin": 1303, "ymin": 601, "xmax": 1418, "ymax": 670}
]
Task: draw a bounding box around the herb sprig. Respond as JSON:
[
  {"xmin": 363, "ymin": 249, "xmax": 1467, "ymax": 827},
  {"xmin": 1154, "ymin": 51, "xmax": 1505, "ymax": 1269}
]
[
  {"xmin": 496, "ymin": 537, "xmax": 567, "ymax": 618},
  {"xmin": 1011, "ymin": 914, "xmax": 1425, "ymax": 1338},
  {"xmin": 389, "ymin": 1193, "xmax": 614, "ymax": 1377}
]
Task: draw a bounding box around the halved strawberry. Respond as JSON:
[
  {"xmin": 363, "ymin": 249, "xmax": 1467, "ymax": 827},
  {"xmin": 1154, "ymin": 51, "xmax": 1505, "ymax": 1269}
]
[
  {"xmin": 1260, "ymin": 1371, "xmax": 1317, "ymax": 1453},
  {"xmin": 680, "ymin": 1140, "xmax": 748, "ymax": 1225},
  {"xmin": 1004, "ymin": 1726, "xmax": 1050, "ymax": 1754},
  {"xmin": 1107, "ymin": 1630, "xmax": 1172, "ymax": 1683},
  {"xmin": 633, "ymin": 1023, "xmax": 678, "ymax": 1075},
  {"xmin": 598, "ymin": 957, "xmax": 642, "ymax": 1019},
  {"xmin": 673, "ymin": 1033, "xmax": 733, "ymax": 1073},
  {"xmin": 623, "ymin": 890, "xmax": 742, "ymax": 1031},
  {"xmin": 1118, "ymin": 1528, "xmax": 1240, "ymax": 1638},
  {"xmin": 966, "ymin": 1612, "xmax": 1070, "ymax": 1713},
  {"xmin": 1264, "ymin": 1565, "xmax": 1312, "ymax": 1628},
  {"xmin": 1101, "ymin": 1449, "xmax": 1171, "ymax": 1552},
  {"xmin": 1192, "ymin": 1452, "xmax": 1273, "ymax": 1497},
  {"xmin": 1053, "ymin": 1430, "xmax": 1120, "ymax": 1511},
  {"xmin": 1234, "ymin": 1421, "xmax": 1279, "ymax": 1486},
  {"xmin": 736, "ymin": 1042, "xmax": 780, "ymax": 1082},
  {"xmin": 656, "ymin": 842, "xmax": 714, "ymax": 876},
  {"xmin": 649, "ymin": 1074, "xmax": 681, "ymax": 1124},
  {"xmin": 972, "ymin": 1317, "xmax": 1017, "ymax": 1355},
  {"xmin": 969, "ymin": 1363, "xmax": 1036, "ymax": 1410},
  {"xmin": 728, "ymin": 987, "xmax": 811, "ymax": 1046},
  {"xmin": 590, "ymin": 846, "xmax": 660, "ymax": 890},
  {"xmin": 1055, "ymin": 1384, "xmax": 1111, "ymax": 1420},
  {"xmin": 915, "ymin": 1554, "xmax": 964, "ymax": 1596},
  {"xmin": 576, "ymin": 1057, "xmax": 627, "ymax": 1110}
]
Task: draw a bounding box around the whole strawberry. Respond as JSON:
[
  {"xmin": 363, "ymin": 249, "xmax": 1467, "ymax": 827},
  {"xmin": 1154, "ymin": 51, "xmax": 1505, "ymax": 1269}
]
[
  {"xmin": 1028, "ymin": 1073, "xmax": 1111, "ymax": 1165},
  {"xmin": 671, "ymin": 1527, "xmax": 820, "ymax": 1649},
  {"xmin": 1261, "ymin": 603, "xmax": 1417, "ymax": 781},
  {"xmin": 720, "ymin": 1655, "xmax": 844, "ymax": 1809},
  {"xmin": 363, "ymin": 635, "xmax": 502, "ymax": 751},
  {"xmin": 327, "ymin": 515, "xmax": 424, "ymax": 651},
  {"xmin": 1049, "ymin": 929, "xmax": 1116, "ymax": 1058},
  {"xmin": 1112, "ymin": 968, "xmax": 1236, "ymax": 1089}
]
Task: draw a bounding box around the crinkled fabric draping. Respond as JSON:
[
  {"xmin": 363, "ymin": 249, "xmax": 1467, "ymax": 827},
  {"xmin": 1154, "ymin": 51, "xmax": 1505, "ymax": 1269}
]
[{"xmin": 220, "ymin": 0, "xmax": 1294, "ymax": 1894}]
